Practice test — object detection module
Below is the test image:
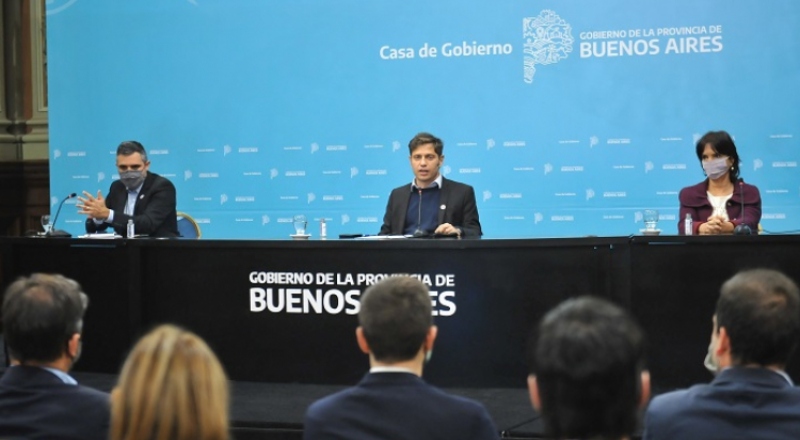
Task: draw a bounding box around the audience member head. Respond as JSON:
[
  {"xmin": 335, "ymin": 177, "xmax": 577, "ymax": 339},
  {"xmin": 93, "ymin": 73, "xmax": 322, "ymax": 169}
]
[
  {"xmin": 695, "ymin": 130, "xmax": 740, "ymax": 183},
  {"xmin": 711, "ymin": 268, "xmax": 800, "ymax": 369},
  {"xmin": 2, "ymin": 273, "xmax": 88, "ymax": 369},
  {"xmin": 111, "ymin": 325, "xmax": 229, "ymax": 440},
  {"xmin": 408, "ymin": 132, "xmax": 444, "ymax": 156},
  {"xmin": 357, "ymin": 276, "xmax": 436, "ymax": 369},
  {"xmin": 528, "ymin": 296, "xmax": 648, "ymax": 440}
]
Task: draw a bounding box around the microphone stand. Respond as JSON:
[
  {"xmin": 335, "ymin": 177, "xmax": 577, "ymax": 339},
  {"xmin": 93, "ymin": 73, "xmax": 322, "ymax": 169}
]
[
  {"xmin": 47, "ymin": 193, "xmax": 77, "ymax": 238},
  {"xmin": 413, "ymin": 188, "xmax": 428, "ymax": 237},
  {"xmin": 733, "ymin": 179, "xmax": 752, "ymax": 235}
]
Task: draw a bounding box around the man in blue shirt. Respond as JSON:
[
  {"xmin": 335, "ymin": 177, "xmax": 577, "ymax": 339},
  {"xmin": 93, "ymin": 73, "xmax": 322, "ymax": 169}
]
[{"xmin": 379, "ymin": 132, "xmax": 482, "ymax": 237}]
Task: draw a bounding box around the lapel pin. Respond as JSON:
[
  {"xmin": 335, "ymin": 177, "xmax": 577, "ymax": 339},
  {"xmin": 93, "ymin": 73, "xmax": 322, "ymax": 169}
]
[{"xmin": 440, "ymin": 204, "xmax": 446, "ymax": 210}]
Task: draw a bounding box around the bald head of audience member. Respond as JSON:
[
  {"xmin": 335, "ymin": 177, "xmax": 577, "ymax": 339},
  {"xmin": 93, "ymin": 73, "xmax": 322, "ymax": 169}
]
[
  {"xmin": 356, "ymin": 276, "xmax": 437, "ymax": 375},
  {"xmin": 3, "ymin": 273, "xmax": 88, "ymax": 370},
  {"xmin": 708, "ymin": 268, "xmax": 800, "ymax": 371},
  {"xmin": 111, "ymin": 325, "xmax": 229, "ymax": 440},
  {"xmin": 528, "ymin": 297, "xmax": 649, "ymax": 440}
]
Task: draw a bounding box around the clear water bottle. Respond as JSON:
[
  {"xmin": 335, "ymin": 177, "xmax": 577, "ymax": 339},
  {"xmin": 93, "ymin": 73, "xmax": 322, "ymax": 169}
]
[
  {"xmin": 127, "ymin": 219, "xmax": 135, "ymax": 238},
  {"xmin": 684, "ymin": 213, "xmax": 693, "ymax": 236},
  {"xmin": 320, "ymin": 218, "xmax": 327, "ymax": 240}
]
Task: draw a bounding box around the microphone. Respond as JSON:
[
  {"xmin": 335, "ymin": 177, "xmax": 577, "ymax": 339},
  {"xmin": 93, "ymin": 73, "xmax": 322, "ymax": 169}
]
[
  {"xmin": 733, "ymin": 178, "xmax": 752, "ymax": 235},
  {"xmin": 48, "ymin": 192, "xmax": 77, "ymax": 237},
  {"xmin": 413, "ymin": 188, "xmax": 427, "ymax": 237}
]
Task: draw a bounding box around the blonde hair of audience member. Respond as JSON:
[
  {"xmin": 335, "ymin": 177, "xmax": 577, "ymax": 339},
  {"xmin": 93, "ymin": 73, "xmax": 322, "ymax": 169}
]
[{"xmin": 111, "ymin": 325, "xmax": 229, "ymax": 440}]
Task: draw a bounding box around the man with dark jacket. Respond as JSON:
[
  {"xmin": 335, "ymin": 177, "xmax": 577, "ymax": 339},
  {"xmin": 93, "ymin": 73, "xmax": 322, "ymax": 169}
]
[
  {"xmin": 78, "ymin": 140, "xmax": 179, "ymax": 237},
  {"xmin": 0, "ymin": 273, "xmax": 110, "ymax": 439},
  {"xmin": 644, "ymin": 269, "xmax": 800, "ymax": 440},
  {"xmin": 379, "ymin": 132, "xmax": 482, "ymax": 238}
]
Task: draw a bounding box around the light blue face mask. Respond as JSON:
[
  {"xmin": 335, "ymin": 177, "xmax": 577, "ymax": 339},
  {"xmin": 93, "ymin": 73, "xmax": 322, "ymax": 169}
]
[{"xmin": 702, "ymin": 156, "xmax": 730, "ymax": 180}]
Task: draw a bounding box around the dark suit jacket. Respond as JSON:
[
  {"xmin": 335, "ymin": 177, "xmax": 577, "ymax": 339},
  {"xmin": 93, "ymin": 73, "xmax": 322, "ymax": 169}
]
[
  {"xmin": 379, "ymin": 177, "xmax": 482, "ymax": 237},
  {"xmin": 85, "ymin": 172, "xmax": 179, "ymax": 237},
  {"xmin": 0, "ymin": 366, "xmax": 110, "ymax": 440},
  {"xmin": 643, "ymin": 367, "xmax": 800, "ymax": 440},
  {"xmin": 678, "ymin": 180, "xmax": 761, "ymax": 235},
  {"xmin": 304, "ymin": 372, "xmax": 498, "ymax": 440}
]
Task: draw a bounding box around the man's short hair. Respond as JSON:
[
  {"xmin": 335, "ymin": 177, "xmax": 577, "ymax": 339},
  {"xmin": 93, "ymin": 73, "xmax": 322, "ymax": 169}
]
[
  {"xmin": 358, "ymin": 276, "xmax": 432, "ymax": 363},
  {"xmin": 2, "ymin": 273, "xmax": 89, "ymax": 363},
  {"xmin": 531, "ymin": 296, "xmax": 645, "ymax": 440},
  {"xmin": 408, "ymin": 132, "xmax": 443, "ymax": 156},
  {"xmin": 716, "ymin": 268, "xmax": 800, "ymax": 366},
  {"xmin": 116, "ymin": 140, "xmax": 148, "ymax": 162}
]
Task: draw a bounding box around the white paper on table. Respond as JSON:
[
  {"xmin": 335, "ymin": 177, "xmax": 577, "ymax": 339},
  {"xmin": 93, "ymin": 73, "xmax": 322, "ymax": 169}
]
[
  {"xmin": 354, "ymin": 235, "xmax": 409, "ymax": 240},
  {"xmin": 77, "ymin": 233, "xmax": 122, "ymax": 239}
]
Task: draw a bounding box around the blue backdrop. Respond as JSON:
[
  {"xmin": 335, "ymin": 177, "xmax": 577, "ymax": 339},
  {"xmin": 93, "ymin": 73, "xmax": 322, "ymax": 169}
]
[{"xmin": 46, "ymin": 0, "xmax": 800, "ymax": 238}]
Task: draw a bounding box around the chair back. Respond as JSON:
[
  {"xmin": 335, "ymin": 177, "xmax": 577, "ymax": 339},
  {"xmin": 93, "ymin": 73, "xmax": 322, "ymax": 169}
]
[{"xmin": 176, "ymin": 212, "xmax": 201, "ymax": 239}]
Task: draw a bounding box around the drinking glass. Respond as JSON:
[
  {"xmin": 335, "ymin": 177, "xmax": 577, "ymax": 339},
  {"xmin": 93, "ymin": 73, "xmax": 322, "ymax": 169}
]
[
  {"xmin": 643, "ymin": 209, "xmax": 659, "ymax": 231},
  {"xmin": 41, "ymin": 214, "xmax": 52, "ymax": 235},
  {"xmin": 292, "ymin": 215, "xmax": 307, "ymax": 235}
]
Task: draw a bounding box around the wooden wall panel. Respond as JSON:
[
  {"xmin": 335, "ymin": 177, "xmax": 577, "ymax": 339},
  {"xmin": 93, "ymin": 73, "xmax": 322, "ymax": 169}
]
[{"xmin": 0, "ymin": 159, "xmax": 48, "ymax": 236}]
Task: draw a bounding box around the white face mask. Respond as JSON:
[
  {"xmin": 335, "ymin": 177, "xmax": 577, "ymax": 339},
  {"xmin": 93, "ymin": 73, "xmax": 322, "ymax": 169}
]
[
  {"xmin": 702, "ymin": 157, "xmax": 730, "ymax": 180},
  {"xmin": 424, "ymin": 349, "xmax": 433, "ymax": 364},
  {"xmin": 703, "ymin": 339, "xmax": 719, "ymax": 374}
]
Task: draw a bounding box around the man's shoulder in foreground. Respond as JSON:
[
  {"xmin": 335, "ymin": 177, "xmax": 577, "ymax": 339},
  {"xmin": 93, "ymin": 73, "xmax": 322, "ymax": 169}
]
[
  {"xmin": 644, "ymin": 367, "xmax": 800, "ymax": 440},
  {"xmin": 305, "ymin": 373, "xmax": 497, "ymax": 440},
  {"xmin": 0, "ymin": 367, "xmax": 110, "ymax": 440}
]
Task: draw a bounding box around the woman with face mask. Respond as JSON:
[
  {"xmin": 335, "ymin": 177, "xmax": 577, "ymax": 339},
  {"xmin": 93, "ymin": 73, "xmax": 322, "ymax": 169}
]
[{"xmin": 678, "ymin": 130, "xmax": 761, "ymax": 235}]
